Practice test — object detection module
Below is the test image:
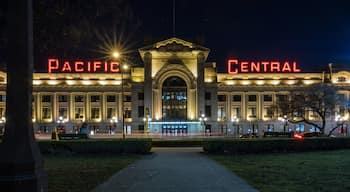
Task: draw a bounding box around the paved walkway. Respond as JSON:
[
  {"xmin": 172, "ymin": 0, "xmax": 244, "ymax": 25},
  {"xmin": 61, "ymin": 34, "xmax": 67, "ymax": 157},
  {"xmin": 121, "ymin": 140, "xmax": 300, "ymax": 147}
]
[{"xmin": 93, "ymin": 147, "xmax": 258, "ymax": 192}]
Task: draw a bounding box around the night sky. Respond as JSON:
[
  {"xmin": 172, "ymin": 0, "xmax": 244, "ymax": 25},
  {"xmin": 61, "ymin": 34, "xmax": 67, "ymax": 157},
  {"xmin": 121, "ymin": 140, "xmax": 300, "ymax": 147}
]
[
  {"xmin": 2, "ymin": 0, "xmax": 350, "ymax": 73},
  {"xmin": 130, "ymin": 0, "xmax": 350, "ymax": 72}
]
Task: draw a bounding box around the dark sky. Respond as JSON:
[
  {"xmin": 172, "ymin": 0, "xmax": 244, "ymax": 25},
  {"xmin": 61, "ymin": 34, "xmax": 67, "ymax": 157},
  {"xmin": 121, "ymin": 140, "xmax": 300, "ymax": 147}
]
[{"xmin": 130, "ymin": 0, "xmax": 350, "ymax": 72}]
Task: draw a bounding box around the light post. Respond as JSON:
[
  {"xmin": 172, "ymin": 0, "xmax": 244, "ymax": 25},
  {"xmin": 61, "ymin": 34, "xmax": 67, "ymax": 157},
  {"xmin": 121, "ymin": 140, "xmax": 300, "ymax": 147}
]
[
  {"xmin": 199, "ymin": 113, "xmax": 207, "ymax": 136},
  {"xmin": 335, "ymin": 114, "xmax": 348, "ymax": 136},
  {"xmin": 56, "ymin": 116, "xmax": 65, "ymax": 133},
  {"xmin": 112, "ymin": 51, "xmax": 129, "ymax": 139},
  {"xmin": 231, "ymin": 116, "xmax": 239, "ymax": 137},
  {"xmin": 278, "ymin": 115, "xmax": 288, "ymax": 132},
  {"xmin": 110, "ymin": 116, "xmax": 118, "ymax": 135}
]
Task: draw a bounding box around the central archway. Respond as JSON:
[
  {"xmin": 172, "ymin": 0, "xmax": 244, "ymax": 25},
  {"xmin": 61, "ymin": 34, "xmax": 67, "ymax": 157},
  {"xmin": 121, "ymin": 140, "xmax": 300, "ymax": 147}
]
[{"xmin": 162, "ymin": 76, "xmax": 187, "ymax": 120}]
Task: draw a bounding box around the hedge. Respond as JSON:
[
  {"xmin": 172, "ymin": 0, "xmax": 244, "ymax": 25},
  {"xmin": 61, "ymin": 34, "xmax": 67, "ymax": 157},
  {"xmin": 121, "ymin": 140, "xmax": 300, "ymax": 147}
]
[
  {"xmin": 152, "ymin": 139, "xmax": 204, "ymax": 147},
  {"xmin": 38, "ymin": 139, "xmax": 152, "ymax": 154},
  {"xmin": 203, "ymin": 137, "xmax": 350, "ymax": 154}
]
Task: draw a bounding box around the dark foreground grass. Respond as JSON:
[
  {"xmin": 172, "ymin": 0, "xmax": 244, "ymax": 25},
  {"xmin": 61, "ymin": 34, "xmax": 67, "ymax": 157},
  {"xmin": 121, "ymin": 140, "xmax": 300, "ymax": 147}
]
[
  {"xmin": 44, "ymin": 154, "xmax": 141, "ymax": 192},
  {"xmin": 210, "ymin": 150, "xmax": 350, "ymax": 192}
]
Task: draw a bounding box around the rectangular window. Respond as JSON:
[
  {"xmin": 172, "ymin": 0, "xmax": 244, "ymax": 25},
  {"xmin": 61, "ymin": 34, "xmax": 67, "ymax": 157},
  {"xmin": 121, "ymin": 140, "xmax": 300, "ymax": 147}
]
[
  {"xmin": 248, "ymin": 107, "xmax": 256, "ymax": 118},
  {"xmin": 42, "ymin": 107, "xmax": 51, "ymax": 119},
  {"xmin": 75, "ymin": 95, "xmax": 84, "ymax": 102},
  {"xmin": 91, "ymin": 108, "xmax": 100, "ymax": 119},
  {"xmin": 107, "ymin": 107, "xmax": 116, "ymax": 119},
  {"xmin": 263, "ymin": 95, "xmax": 273, "ymax": 102},
  {"xmin": 91, "ymin": 95, "xmax": 101, "ymax": 102},
  {"xmin": 138, "ymin": 92, "xmax": 144, "ymax": 100},
  {"xmin": 0, "ymin": 107, "xmax": 5, "ymax": 117},
  {"xmin": 217, "ymin": 106, "xmax": 226, "ymax": 119},
  {"xmin": 124, "ymin": 109, "xmax": 132, "ymax": 118},
  {"xmin": 75, "ymin": 107, "xmax": 84, "ymax": 119},
  {"xmin": 248, "ymin": 95, "xmax": 257, "ymax": 102},
  {"xmin": 232, "ymin": 107, "xmax": 241, "ymax": 118},
  {"xmin": 0, "ymin": 95, "xmax": 6, "ymax": 102},
  {"xmin": 124, "ymin": 95, "xmax": 132, "ymax": 102},
  {"xmin": 41, "ymin": 95, "xmax": 51, "ymax": 102},
  {"xmin": 205, "ymin": 92, "xmax": 211, "ymax": 100},
  {"xmin": 264, "ymin": 107, "xmax": 274, "ymax": 118},
  {"xmin": 58, "ymin": 95, "xmax": 68, "ymax": 102},
  {"xmin": 58, "ymin": 107, "xmax": 68, "ymax": 119},
  {"xmin": 232, "ymin": 95, "xmax": 241, "ymax": 102},
  {"xmin": 277, "ymin": 94, "xmax": 287, "ymax": 102},
  {"xmin": 339, "ymin": 106, "xmax": 346, "ymax": 116},
  {"xmin": 138, "ymin": 106, "xmax": 144, "ymax": 118},
  {"xmin": 217, "ymin": 95, "xmax": 227, "ymax": 102},
  {"xmin": 205, "ymin": 105, "xmax": 211, "ymax": 117},
  {"xmin": 107, "ymin": 95, "xmax": 116, "ymax": 102}
]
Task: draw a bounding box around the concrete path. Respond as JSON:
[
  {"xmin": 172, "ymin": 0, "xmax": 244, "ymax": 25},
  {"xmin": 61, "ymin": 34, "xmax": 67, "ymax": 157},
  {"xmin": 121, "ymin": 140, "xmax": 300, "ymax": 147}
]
[{"xmin": 93, "ymin": 147, "xmax": 258, "ymax": 192}]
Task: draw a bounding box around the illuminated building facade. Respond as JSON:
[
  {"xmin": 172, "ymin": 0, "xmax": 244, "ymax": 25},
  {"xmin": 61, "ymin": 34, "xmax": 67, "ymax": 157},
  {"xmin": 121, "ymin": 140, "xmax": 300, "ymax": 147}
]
[{"xmin": 0, "ymin": 37, "xmax": 349, "ymax": 136}]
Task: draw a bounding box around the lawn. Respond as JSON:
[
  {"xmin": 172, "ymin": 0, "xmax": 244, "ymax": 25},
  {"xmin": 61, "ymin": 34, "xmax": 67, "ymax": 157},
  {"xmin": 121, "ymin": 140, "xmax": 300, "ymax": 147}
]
[
  {"xmin": 44, "ymin": 154, "xmax": 141, "ymax": 192},
  {"xmin": 210, "ymin": 150, "xmax": 350, "ymax": 192}
]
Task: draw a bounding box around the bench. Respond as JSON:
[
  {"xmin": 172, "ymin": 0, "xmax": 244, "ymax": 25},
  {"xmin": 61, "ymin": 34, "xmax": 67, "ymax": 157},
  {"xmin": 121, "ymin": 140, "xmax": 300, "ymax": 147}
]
[
  {"xmin": 263, "ymin": 131, "xmax": 293, "ymax": 138},
  {"xmin": 52, "ymin": 133, "xmax": 89, "ymax": 140}
]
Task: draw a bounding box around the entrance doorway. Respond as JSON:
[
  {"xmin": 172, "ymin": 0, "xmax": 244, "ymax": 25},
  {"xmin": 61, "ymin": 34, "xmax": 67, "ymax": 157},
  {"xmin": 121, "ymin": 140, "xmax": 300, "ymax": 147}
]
[{"xmin": 162, "ymin": 76, "xmax": 187, "ymax": 120}]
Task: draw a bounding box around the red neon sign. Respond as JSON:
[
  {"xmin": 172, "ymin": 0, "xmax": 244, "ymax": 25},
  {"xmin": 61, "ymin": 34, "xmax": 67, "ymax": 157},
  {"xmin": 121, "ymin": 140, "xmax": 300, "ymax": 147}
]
[
  {"xmin": 228, "ymin": 59, "xmax": 301, "ymax": 74},
  {"xmin": 48, "ymin": 58, "xmax": 120, "ymax": 73}
]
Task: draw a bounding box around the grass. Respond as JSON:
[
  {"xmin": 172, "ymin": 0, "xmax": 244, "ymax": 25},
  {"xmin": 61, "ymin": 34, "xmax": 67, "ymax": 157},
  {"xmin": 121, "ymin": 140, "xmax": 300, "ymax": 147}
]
[
  {"xmin": 209, "ymin": 150, "xmax": 350, "ymax": 192},
  {"xmin": 44, "ymin": 153, "xmax": 142, "ymax": 192}
]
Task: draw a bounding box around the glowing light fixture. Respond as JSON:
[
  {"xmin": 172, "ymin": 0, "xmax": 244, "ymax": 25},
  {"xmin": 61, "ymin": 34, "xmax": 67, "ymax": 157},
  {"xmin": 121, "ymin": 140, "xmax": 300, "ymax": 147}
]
[{"xmin": 33, "ymin": 80, "xmax": 42, "ymax": 85}]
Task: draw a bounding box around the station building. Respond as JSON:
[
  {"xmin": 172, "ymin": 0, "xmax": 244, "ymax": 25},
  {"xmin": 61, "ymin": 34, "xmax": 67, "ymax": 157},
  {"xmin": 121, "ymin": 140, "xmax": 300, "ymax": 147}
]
[{"xmin": 0, "ymin": 37, "xmax": 349, "ymax": 136}]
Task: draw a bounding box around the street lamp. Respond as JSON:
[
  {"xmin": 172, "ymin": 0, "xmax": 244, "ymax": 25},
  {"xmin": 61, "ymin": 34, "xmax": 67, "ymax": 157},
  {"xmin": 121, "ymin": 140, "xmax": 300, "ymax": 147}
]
[
  {"xmin": 110, "ymin": 116, "xmax": 118, "ymax": 135},
  {"xmin": 278, "ymin": 115, "xmax": 288, "ymax": 132},
  {"xmin": 199, "ymin": 113, "xmax": 207, "ymax": 136},
  {"xmin": 112, "ymin": 51, "xmax": 129, "ymax": 139},
  {"xmin": 56, "ymin": 116, "xmax": 65, "ymax": 134}
]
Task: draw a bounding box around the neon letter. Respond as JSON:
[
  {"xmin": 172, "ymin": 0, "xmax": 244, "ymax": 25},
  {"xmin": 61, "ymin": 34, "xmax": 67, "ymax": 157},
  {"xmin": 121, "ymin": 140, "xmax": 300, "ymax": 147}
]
[
  {"xmin": 281, "ymin": 62, "xmax": 292, "ymax": 72},
  {"xmin": 261, "ymin": 62, "xmax": 269, "ymax": 72},
  {"xmin": 110, "ymin": 62, "xmax": 120, "ymax": 72},
  {"xmin": 75, "ymin": 61, "xmax": 84, "ymax": 72},
  {"xmin": 241, "ymin": 61, "xmax": 249, "ymax": 72},
  {"xmin": 293, "ymin": 62, "xmax": 301, "ymax": 72},
  {"xmin": 104, "ymin": 61, "xmax": 108, "ymax": 72},
  {"xmin": 251, "ymin": 62, "xmax": 260, "ymax": 72},
  {"xmin": 228, "ymin": 59, "xmax": 238, "ymax": 74},
  {"xmin": 87, "ymin": 61, "xmax": 91, "ymax": 72},
  {"xmin": 61, "ymin": 61, "xmax": 72, "ymax": 72},
  {"xmin": 93, "ymin": 61, "xmax": 102, "ymax": 72},
  {"xmin": 270, "ymin": 62, "xmax": 280, "ymax": 72},
  {"xmin": 48, "ymin": 58, "xmax": 59, "ymax": 73}
]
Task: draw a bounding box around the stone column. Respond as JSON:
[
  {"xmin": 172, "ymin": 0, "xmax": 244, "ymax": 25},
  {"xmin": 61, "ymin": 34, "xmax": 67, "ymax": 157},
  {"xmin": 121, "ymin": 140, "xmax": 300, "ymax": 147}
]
[
  {"xmin": 197, "ymin": 53, "xmax": 205, "ymax": 117},
  {"xmin": 0, "ymin": 0, "xmax": 47, "ymax": 191},
  {"xmin": 144, "ymin": 52, "xmax": 153, "ymax": 117},
  {"xmin": 69, "ymin": 93, "xmax": 74, "ymax": 121}
]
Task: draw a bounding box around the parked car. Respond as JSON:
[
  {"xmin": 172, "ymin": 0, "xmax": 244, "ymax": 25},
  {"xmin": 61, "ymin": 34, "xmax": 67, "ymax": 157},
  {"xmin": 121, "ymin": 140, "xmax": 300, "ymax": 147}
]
[{"xmin": 293, "ymin": 132, "xmax": 321, "ymax": 139}]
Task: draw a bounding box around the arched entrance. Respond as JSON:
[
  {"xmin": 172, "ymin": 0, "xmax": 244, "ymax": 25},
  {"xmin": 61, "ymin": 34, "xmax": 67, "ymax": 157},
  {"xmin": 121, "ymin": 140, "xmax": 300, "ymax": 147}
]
[{"xmin": 162, "ymin": 76, "xmax": 187, "ymax": 120}]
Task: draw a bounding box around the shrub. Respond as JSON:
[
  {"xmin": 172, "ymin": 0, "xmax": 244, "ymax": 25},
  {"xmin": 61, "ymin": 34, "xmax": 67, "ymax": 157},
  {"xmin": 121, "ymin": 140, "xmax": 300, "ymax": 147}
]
[
  {"xmin": 203, "ymin": 137, "xmax": 350, "ymax": 154},
  {"xmin": 152, "ymin": 139, "xmax": 203, "ymax": 147},
  {"xmin": 37, "ymin": 139, "xmax": 152, "ymax": 154}
]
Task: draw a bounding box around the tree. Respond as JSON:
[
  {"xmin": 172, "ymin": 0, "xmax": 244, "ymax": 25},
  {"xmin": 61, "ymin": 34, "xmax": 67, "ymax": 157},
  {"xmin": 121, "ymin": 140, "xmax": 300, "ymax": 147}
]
[{"xmin": 276, "ymin": 83, "xmax": 345, "ymax": 135}]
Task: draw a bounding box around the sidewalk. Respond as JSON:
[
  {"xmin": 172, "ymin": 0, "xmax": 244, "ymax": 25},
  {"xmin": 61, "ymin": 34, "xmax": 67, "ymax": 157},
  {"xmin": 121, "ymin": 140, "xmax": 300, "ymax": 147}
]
[{"xmin": 93, "ymin": 147, "xmax": 258, "ymax": 192}]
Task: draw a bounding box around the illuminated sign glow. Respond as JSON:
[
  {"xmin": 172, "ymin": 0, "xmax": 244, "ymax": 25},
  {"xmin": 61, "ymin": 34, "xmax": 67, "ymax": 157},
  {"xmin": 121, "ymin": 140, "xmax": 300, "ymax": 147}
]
[
  {"xmin": 228, "ymin": 59, "xmax": 301, "ymax": 74},
  {"xmin": 48, "ymin": 58, "xmax": 120, "ymax": 73}
]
